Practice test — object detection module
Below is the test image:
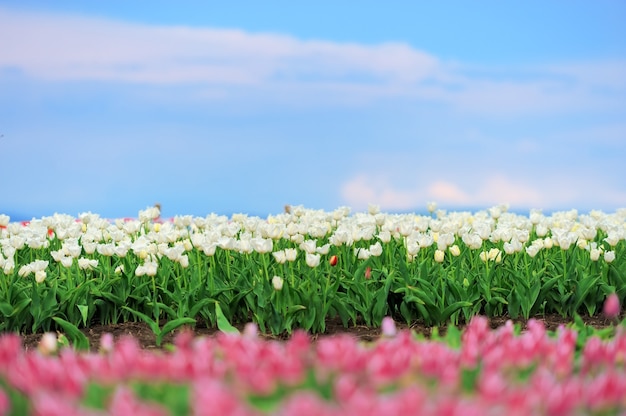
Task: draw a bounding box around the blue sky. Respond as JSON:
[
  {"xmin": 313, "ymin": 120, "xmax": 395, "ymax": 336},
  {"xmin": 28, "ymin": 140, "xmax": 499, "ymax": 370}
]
[{"xmin": 1, "ymin": 1, "xmax": 625, "ymax": 220}]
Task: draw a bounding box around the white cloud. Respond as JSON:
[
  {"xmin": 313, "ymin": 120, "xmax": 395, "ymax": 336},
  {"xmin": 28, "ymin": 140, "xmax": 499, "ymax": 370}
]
[
  {"xmin": 340, "ymin": 171, "xmax": 626, "ymax": 212},
  {"xmin": 340, "ymin": 175, "xmax": 423, "ymax": 211},
  {"xmin": 1, "ymin": 6, "xmax": 624, "ymax": 115},
  {"xmin": 0, "ymin": 7, "xmax": 438, "ymax": 87},
  {"xmin": 427, "ymin": 181, "xmax": 472, "ymax": 205}
]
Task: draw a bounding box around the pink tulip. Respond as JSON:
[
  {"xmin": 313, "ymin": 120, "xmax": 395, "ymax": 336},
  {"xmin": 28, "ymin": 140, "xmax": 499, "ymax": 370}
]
[
  {"xmin": 381, "ymin": 316, "xmax": 397, "ymax": 338},
  {"xmin": 0, "ymin": 389, "xmax": 8, "ymax": 415},
  {"xmin": 99, "ymin": 333, "xmax": 114, "ymax": 354},
  {"xmin": 603, "ymin": 293, "xmax": 621, "ymax": 319},
  {"xmin": 109, "ymin": 387, "xmax": 168, "ymax": 416}
]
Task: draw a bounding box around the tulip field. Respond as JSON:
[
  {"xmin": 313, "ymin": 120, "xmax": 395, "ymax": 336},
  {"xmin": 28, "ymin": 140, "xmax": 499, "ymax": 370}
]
[{"xmin": 1, "ymin": 204, "xmax": 625, "ymax": 414}]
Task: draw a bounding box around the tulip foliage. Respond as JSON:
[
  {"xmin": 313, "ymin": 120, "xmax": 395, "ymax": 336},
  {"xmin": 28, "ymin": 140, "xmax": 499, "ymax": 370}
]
[{"xmin": 0, "ymin": 204, "xmax": 624, "ymax": 338}]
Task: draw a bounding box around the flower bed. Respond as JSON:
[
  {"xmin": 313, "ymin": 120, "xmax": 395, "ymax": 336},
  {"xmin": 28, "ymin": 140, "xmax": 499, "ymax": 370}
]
[
  {"xmin": 1, "ymin": 204, "xmax": 626, "ymax": 414},
  {"xmin": 1, "ymin": 204, "xmax": 624, "ymax": 341},
  {"xmin": 1, "ymin": 316, "xmax": 626, "ymax": 415}
]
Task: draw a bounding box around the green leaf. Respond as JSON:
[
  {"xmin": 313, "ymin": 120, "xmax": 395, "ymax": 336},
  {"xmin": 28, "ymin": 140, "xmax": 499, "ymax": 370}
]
[
  {"xmin": 52, "ymin": 317, "xmax": 90, "ymax": 350},
  {"xmin": 189, "ymin": 297, "xmax": 217, "ymax": 317},
  {"xmin": 444, "ymin": 325, "xmax": 462, "ymax": 349},
  {"xmin": 0, "ymin": 302, "xmax": 13, "ymax": 316},
  {"xmin": 77, "ymin": 304, "xmax": 89, "ymax": 327},
  {"xmin": 440, "ymin": 301, "xmax": 473, "ymax": 323},
  {"xmin": 507, "ymin": 290, "xmax": 521, "ymax": 319},
  {"xmin": 215, "ymin": 302, "xmax": 239, "ymax": 334},
  {"xmin": 42, "ymin": 284, "xmax": 58, "ymax": 311},
  {"xmin": 10, "ymin": 298, "xmax": 32, "ymax": 317},
  {"xmin": 572, "ymin": 276, "xmax": 601, "ymax": 314},
  {"xmin": 122, "ymin": 306, "xmax": 159, "ymax": 333},
  {"xmin": 157, "ymin": 318, "xmax": 197, "ymax": 346},
  {"xmin": 285, "ymin": 304, "xmax": 307, "ymax": 316}
]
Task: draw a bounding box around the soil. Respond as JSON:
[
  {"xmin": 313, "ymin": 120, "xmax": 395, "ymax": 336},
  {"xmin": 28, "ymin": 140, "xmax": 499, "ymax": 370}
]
[{"xmin": 14, "ymin": 313, "xmax": 623, "ymax": 352}]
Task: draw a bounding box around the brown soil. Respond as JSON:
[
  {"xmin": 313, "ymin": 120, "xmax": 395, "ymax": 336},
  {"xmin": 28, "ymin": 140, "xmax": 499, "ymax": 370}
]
[{"xmin": 14, "ymin": 313, "xmax": 623, "ymax": 352}]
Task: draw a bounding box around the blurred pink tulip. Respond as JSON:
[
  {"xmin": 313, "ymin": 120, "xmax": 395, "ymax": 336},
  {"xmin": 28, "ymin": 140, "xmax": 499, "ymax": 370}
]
[
  {"xmin": 603, "ymin": 293, "xmax": 621, "ymax": 319},
  {"xmin": 381, "ymin": 316, "xmax": 397, "ymax": 338}
]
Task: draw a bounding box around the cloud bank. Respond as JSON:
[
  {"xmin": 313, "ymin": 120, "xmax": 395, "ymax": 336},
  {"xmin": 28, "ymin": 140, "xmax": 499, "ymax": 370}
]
[{"xmin": 1, "ymin": 6, "xmax": 624, "ymax": 115}]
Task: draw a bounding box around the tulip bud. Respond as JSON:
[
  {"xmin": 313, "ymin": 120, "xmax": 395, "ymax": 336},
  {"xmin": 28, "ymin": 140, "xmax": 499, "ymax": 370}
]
[
  {"xmin": 38, "ymin": 332, "xmax": 58, "ymax": 355},
  {"xmin": 272, "ymin": 275, "xmax": 284, "ymax": 291},
  {"xmin": 603, "ymin": 293, "xmax": 621, "ymax": 319},
  {"xmin": 364, "ymin": 266, "xmax": 372, "ymax": 280},
  {"xmin": 330, "ymin": 255, "xmax": 338, "ymax": 266},
  {"xmin": 243, "ymin": 322, "xmax": 259, "ymax": 339},
  {"xmin": 100, "ymin": 333, "xmax": 114, "ymax": 354},
  {"xmin": 381, "ymin": 316, "xmax": 397, "ymax": 337}
]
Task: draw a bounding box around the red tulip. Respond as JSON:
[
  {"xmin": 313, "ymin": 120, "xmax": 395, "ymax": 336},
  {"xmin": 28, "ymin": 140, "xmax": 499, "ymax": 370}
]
[{"xmin": 329, "ymin": 255, "xmax": 338, "ymax": 266}]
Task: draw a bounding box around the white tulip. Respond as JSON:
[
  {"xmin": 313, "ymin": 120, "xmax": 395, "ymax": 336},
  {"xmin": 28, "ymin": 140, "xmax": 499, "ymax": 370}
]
[
  {"xmin": 78, "ymin": 258, "xmax": 98, "ymax": 270},
  {"xmin": 378, "ymin": 230, "xmax": 392, "ymax": 243},
  {"xmin": 434, "ymin": 249, "xmax": 445, "ymax": 263},
  {"xmin": 285, "ymin": 248, "xmax": 298, "ymax": 262},
  {"xmin": 35, "ymin": 270, "xmax": 47, "ymax": 283},
  {"xmin": 589, "ymin": 247, "xmax": 602, "ymax": 261},
  {"xmin": 305, "ymin": 253, "xmax": 321, "ymax": 268},
  {"xmin": 272, "ymin": 275, "xmax": 284, "ymax": 291},
  {"xmin": 604, "ymin": 251, "xmax": 616, "ymax": 263},
  {"xmin": 300, "ymin": 240, "xmax": 317, "ymax": 254},
  {"xmin": 272, "ymin": 250, "xmax": 287, "ymax": 264},
  {"xmin": 369, "ymin": 242, "xmax": 383, "ymax": 257},
  {"xmin": 356, "ymin": 248, "xmax": 370, "ymax": 260},
  {"xmin": 0, "ymin": 214, "xmax": 9, "ymax": 227}
]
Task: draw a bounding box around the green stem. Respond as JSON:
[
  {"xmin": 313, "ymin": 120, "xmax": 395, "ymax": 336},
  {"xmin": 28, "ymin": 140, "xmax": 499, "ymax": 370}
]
[
  {"xmin": 260, "ymin": 253, "xmax": 270, "ymax": 283},
  {"xmin": 152, "ymin": 274, "xmax": 159, "ymax": 326}
]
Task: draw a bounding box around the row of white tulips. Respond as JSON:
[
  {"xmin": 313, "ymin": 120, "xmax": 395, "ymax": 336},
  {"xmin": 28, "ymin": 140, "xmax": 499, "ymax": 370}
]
[{"xmin": 1, "ymin": 204, "xmax": 624, "ymax": 283}]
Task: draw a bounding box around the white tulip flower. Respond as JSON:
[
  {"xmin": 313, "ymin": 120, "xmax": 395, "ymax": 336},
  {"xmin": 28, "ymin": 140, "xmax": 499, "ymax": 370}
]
[
  {"xmin": 462, "ymin": 233, "xmax": 483, "ymax": 250},
  {"xmin": 604, "ymin": 251, "xmax": 616, "ymax": 263},
  {"xmin": 178, "ymin": 254, "xmax": 189, "ymax": 268},
  {"xmin": 78, "ymin": 258, "xmax": 98, "ymax": 270},
  {"xmin": 236, "ymin": 239, "xmax": 253, "ymax": 254},
  {"xmin": 378, "ymin": 230, "xmax": 392, "ymax": 243},
  {"xmin": 272, "ymin": 250, "xmax": 287, "ymax": 264},
  {"xmin": 589, "ymin": 247, "xmax": 602, "ymax": 262},
  {"xmin": 316, "ymin": 243, "xmax": 331, "ymax": 255},
  {"xmin": 369, "ymin": 242, "xmax": 383, "ymax": 257},
  {"xmin": 604, "ymin": 233, "xmax": 621, "ymax": 247},
  {"xmin": 250, "ymin": 237, "xmax": 273, "ymax": 254},
  {"xmin": 272, "ymin": 275, "xmax": 284, "ymax": 291},
  {"xmin": 434, "ymin": 249, "xmax": 445, "ymax": 263},
  {"xmin": 405, "ymin": 239, "xmax": 420, "ymax": 256},
  {"xmin": 3, "ymin": 260, "xmax": 14, "ymax": 274},
  {"xmin": 284, "ymin": 248, "xmax": 298, "ymax": 262},
  {"xmin": 368, "ymin": 204, "xmax": 380, "ymax": 215},
  {"xmin": 356, "ymin": 248, "xmax": 371, "ymax": 260},
  {"xmin": 305, "ymin": 253, "xmax": 321, "ymax": 268},
  {"xmin": 35, "ymin": 270, "xmax": 47, "ymax": 283},
  {"xmin": 488, "ymin": 248, "xmax": 502, "ymax": 263},
  {"xmin": 503, "ymin": 238, "xmax": 523, "ymax": 254},
  {"xmin": 300, "ymin": 240, "xmax": 318, "ymax": 254}
]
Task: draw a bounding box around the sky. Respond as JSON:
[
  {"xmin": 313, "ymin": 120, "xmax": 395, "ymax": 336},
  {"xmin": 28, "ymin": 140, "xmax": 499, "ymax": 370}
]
[{"xmin": 1, "ymin": 1, "xmax": 625, "ymax": 221}]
